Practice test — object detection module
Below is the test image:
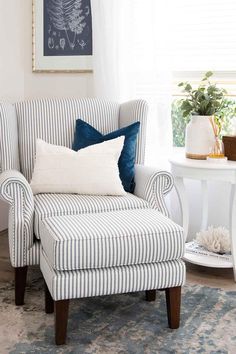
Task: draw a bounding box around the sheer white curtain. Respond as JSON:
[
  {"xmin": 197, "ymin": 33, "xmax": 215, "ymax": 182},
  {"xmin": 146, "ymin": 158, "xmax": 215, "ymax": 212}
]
[{"xmin": 92, "ymin": 0, "xmax": 173, "ymax": 165}]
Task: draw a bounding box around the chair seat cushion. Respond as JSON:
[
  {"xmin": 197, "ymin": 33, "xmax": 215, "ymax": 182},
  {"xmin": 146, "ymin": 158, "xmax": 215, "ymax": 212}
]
[
  {"xmin": 39, "ymin": 209, "xmax": 184, "ymax": 271},
  {"xmin": 34, "ymin": 193, "xmax": 150, "ymax": 239}
]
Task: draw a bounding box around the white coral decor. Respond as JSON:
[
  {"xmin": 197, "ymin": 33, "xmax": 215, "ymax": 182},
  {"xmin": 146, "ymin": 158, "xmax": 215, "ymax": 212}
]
[{"xmin": 195, "ymin": 226, "xmax": 231, "ymax": 254}]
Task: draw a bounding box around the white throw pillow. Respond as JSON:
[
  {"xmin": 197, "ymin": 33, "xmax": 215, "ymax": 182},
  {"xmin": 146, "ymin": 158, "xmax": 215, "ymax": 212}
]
[{"xmin": 30, "ymin": 137, "xmax": 126, "ymax": 196}]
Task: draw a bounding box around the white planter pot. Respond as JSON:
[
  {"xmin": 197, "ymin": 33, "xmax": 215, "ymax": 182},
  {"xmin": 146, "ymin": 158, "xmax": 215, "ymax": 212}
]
[{"xmin": 185, "ymin": 115, "xmax": 215, "ymax": 160}]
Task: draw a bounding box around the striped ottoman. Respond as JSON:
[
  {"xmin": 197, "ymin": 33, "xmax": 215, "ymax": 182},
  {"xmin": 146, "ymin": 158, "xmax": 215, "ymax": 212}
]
[{"xmin": 39, "ymin": 209, "xmax": 186, "ymax": 345}]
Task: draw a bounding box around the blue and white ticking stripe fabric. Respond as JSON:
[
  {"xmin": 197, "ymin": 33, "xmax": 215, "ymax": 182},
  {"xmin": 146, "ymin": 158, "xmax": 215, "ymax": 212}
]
[
  {"xmin": 40, "ymin": 209, "xmax": 184, "ymax": 271},
  {"xmin": 41, "ymin": 249, "xmax": 186, "ymax": 301},
  {"xmin": 26, "ymin": 241, "xmax": 40, "ymax": 266},
  {"xmin": 0, "ymin": 170, "xmax": 35, "ymax": 267},
  {"xmin": 134, "ymin": 165, "xmax": 174, "ymax": 217},
  {"xmin": 0, "ymin": 103, "xmax": 20, "ymax": 173},
  {"xmin": 34, "ymin": 193, "xmax": 150, "ymax": 239},
  {"xmin": 14, "ymin": 98, "xmax": 147, "ymax": 182},
  {"xmin": 120, "ymin": 100, "xmax": 148, "ymax": 165},
  {"xmin": 15, "ymin": 98, "xmax": 120, "ymax": 181},
  {"xmin": 0, "ymin": 98, "xmax": 177, "ymax": 273}
]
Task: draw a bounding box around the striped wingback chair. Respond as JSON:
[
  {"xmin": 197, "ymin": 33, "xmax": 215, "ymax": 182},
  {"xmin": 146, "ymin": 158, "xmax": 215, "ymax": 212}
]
[{"xmin": 0, "ymin": 98, "xmax": 174, "ymax": 306}]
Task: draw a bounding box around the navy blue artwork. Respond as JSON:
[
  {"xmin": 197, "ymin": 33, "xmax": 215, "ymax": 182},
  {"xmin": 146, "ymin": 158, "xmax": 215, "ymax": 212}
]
[{"xmin": 44, "ymin": 0, "xmax": 92, "ymax": 57}]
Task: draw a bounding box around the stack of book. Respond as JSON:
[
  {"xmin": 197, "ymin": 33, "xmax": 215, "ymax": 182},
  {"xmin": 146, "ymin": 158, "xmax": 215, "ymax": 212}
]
[{"xmin": 185, "ymin": 241, "xmax": 232, "ymax": 262}]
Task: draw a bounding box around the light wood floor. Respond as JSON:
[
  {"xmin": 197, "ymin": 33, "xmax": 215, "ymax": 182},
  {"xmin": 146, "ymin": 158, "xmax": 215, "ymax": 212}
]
[{"xmin": 1, "ymin": 230, "xmax": 236, "ymax": 291}]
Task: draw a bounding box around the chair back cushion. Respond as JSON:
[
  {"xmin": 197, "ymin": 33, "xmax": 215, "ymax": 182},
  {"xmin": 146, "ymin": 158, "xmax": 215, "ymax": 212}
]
[{"xmin": 15, "ymin": 98, "xmax": 120, "ymax": 181}]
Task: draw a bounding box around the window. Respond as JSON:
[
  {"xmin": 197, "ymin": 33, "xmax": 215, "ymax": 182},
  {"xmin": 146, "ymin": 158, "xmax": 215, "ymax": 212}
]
[
  {"xmin": 171, "ymin": 0, "xmax": 236, "ymax": 147},
  {"xmin": 172, "ymin": 0, "xmax": 236, "ymax": 72}
]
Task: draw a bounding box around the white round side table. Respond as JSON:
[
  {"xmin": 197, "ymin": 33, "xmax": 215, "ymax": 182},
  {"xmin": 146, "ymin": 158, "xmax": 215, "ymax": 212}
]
[{"xmin": 169, "ymin": 154, "xmax": 236, "ymax": 281}]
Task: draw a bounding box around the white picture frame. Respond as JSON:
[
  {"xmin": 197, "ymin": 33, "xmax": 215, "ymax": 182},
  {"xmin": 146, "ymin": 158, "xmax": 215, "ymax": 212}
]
[{"xmin": 32, "ymin": 0, "xmax": 93, "ymax": 73}]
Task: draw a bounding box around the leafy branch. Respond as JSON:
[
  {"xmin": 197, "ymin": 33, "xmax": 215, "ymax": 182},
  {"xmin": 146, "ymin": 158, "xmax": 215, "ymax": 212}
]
[
  {"xmin": 178, "ymin": 71, "xmax": 227, "ymax": 117},
  {"xmin": 172, "ymin": 98, "xmax": 236, "ymax": 147}
]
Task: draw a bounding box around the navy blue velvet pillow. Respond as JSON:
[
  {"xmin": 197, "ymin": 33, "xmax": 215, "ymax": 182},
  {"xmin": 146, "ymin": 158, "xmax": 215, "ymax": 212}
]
[{"xmin": 72, "ymin": 119, "xmax": 140, "ymax": 193}]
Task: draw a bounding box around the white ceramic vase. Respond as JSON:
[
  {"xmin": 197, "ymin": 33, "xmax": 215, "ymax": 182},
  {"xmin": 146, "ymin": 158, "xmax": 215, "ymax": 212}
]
[{"xmin": 185, "ymin": 115, "xmax": 215, "ymax": 160}]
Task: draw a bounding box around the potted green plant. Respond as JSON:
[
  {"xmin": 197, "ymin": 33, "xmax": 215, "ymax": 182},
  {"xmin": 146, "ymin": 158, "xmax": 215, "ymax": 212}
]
[{"xmin": 178, "ymin": 71, "xmax": 227, "ymax": 159}]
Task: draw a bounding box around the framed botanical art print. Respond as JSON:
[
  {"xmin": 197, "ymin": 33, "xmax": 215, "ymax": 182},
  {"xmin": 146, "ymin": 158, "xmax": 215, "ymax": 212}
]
[{"xmin": 33, "ymin": 0, "xmax": 93, "ymax": 73}]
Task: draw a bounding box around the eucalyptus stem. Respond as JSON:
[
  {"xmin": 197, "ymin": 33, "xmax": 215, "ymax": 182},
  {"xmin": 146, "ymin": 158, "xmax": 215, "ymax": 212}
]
[{"xmin": 178, "ymin": 71, "xmax": 227, "ymax": 119}]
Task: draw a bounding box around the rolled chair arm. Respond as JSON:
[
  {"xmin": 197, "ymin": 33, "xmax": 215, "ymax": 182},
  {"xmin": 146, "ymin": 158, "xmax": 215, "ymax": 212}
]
[
  {"xmin": 134, "ymin": 164, "xmax": 174, "ymax": 217},
  {"xmin": 0, "ymin": 170, "xmax": 34, "ymax": 267}
]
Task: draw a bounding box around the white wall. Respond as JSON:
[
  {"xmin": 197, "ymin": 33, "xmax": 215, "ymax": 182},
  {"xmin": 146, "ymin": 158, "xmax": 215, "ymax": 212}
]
[
  {"xmin": 23, "ymin": 0, "xmax": 93, "ymax": 99},
  {"xmin": 0, "ymin": 1, "xmax": 25, "ymax": 230},
  {"xmin": 0, "ymin": 0, "xmax": 93, "ymax": 230},
  {"xmin": 0, "ymin": 1, "xmax": 25, "ymax": 102}
]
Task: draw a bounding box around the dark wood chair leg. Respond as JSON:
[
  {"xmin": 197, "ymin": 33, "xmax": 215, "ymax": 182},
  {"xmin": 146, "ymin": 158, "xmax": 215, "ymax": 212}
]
[
  {"xmin": 165, "ymin": 286, "xmax": 181, "ymax": 329},
  {"xmin": 45, "ymin": 282, "xmax": 54, "ymax": 314},
  {"xmin": 146, "ymin": 289, "xmax": 156, "ymax": 302},
  {"xmin": 55, "ymin": 299, "xmax": 70, "ymax": 345},
  {"xmin": 15, "ymin": 266, "xmax": 28, "ymax": 306}
]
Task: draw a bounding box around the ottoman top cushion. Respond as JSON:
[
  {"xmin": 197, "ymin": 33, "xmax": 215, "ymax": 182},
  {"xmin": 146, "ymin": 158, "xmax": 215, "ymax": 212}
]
[{"xmin": 40, "ymin": 209, "xmax": 184, "ymax": 271}]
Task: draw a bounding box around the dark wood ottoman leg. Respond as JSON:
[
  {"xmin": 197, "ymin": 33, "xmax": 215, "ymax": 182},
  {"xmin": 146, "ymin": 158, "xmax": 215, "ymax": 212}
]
[
  {"xmin": 55, "ymin": 299, "xmax": 70, "ymax": 345},
  {"xmin": 45, "ymin": 282, "xmax": 54, "ymax": 314},
  {"xmin": 146, "ymin": 289, "xmax": 156, "ymax": 302},
  {"xmin": 15, "ymin": 266, "xmax": 28, "ymax": 306},
  {"xmin": 165, "ymin": 286, "xmax": 181, "ymax": 329}
]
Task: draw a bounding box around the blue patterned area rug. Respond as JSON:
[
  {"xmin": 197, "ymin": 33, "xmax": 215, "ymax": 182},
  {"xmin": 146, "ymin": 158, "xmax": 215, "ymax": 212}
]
[{"xmin": 0, "ymin": 271, "xmax": 236, "ymax": 354}]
